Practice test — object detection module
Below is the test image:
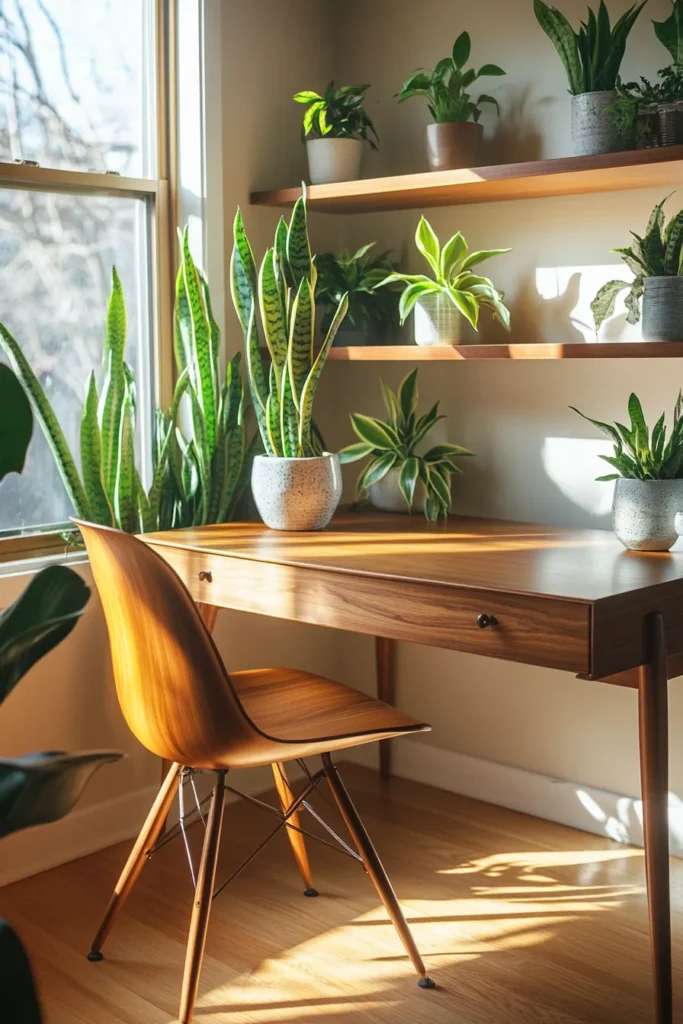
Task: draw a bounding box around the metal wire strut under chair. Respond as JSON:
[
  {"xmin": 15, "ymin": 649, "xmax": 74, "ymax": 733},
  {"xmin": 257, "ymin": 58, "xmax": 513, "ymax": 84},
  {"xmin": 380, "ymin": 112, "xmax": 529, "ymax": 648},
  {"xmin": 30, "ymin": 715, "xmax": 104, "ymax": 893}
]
[{"xmin": 146, "ymin": 760, "xmax": 364, "ymax": 896}]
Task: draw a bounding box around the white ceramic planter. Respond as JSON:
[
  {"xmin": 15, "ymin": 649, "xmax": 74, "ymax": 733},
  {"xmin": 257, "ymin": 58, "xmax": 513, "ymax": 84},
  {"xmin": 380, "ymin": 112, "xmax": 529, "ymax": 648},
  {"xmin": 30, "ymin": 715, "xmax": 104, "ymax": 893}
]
[
  {"xmin": 369, "ymin": 467, "xmax": 415, "ymax": 513},
  {"xmin": 612, "ymin": 477, "xmax": 683, "ymax": 551},
  {"xmin": 251, "ymin": 453, "xmax": 342, "ymax": 531},
  {"xmin": 571, "ymin": 90, "xmax": 621, "ymax": 157},
  {"xmin": 414, "ymin": 293, "xmax": 462, "ymax": 346},
  {"xmin": 306, "ymin": 138, "xmax": 363, "ymax": 185},
  {"xmin": 642, "ymin": 277, "xmax": 683, "ymax": 342}
]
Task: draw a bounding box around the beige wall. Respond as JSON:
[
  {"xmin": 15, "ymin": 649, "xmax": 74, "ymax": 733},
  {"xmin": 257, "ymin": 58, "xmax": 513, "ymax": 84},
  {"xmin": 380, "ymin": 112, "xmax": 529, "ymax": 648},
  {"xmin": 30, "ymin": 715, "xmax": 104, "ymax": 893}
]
[{"xmin": 317, "ymin": 0, "xmax": 683, "ymax": 801}]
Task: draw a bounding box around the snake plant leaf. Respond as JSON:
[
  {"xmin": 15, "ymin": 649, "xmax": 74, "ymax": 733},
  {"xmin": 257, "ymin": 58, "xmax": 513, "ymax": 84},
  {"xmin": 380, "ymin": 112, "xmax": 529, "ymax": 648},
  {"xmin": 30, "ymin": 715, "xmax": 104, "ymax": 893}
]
[
  {"xmin": 274, "ymin": 215, "xmax": 292, "ymax": 294},
  {"xmin": 0, "ymin": 751, "xmax": 122, "ymax": 839},
  {"xmin": 534, "ymin": 0, "xmax": 584, "ymax": 94},
  {"xmin": 602, "ymin": 2, "xmax": 646, "ymax": 91},
  {"xmin": 664, "ymin": 210, "xmax": 683, "ymax": 274},
  {"xmin": 287, "ymin": 195, "xmax": 313, "ymax": 288},
  {"xmin": 98, "ymin": 268, "xmax": 128, "ymax": 505},
  {"xmin": 174, "ymin": 263, "xmax": 192, "ymax": 375},
  {"xmin": 280, "ymin": 367, "xmax": 299, "ymax": 458},
  {"xmin": 80, "ymin": 373, "xmax": 113, "ymax": 526},
  {"xmin": 231, "ymin": 209, "xmax": 259, "ymax": 334},
  {"xmin": 218, "ymin": 423, "xmax": 246, "ymax": 522},
  {"xmin": 207, "ymin": 417, "xmax": 226, "ymax": 524},
  {"xmin": 182, "ymin": 229, "xmax": 217, "ymax": 457},
  {"xmin": 223, "ymin": 353, "xmax": 244, "ymax": 433},
  {"xmin": 244, "ymin": 306, "xmax": 268, "ymax": 414},
  {"xmin": 259, "ymin": 248, "xmax": 289, "ymax": 373},
  {"xmin": 287, "ymin": 277, "xmax": 314, "ymax": 410},
  {"xmin": 399, "ymin": 456, "xmax": 420, "ymax": 509},
  {"xmin": 398, "ymin": 369, "xmax": 419, "ymax": 423},
  {"xmin": 350, "ymin": 413, "xmax": 400, "ymax": 450},
  {"xmin": 590, "ymin": 279, "xmax": 630, "ymax": 332},
  {"xmin": 297, "ymin": 293, "xmax": 348, "ymax": 454},
  {"xmin": 113, "ymin": 386, "xmax": 136, "ymax": 533},
  {"xmin": 570, "ymin": 406, "xmax": 623, "ymax": 447},
  {"xmin": 134, "ymin": 470, "xmax": 154, "ymax": 533},
  {"xmin": 198, "ymin": 267, "xmax": 222, "ymax": 373},
  {"xmin": 338, "ymin": 441, "xmax": 375, "ymax": 464},
  {"xmin": 628, "ymin": 392, "xmax": 649, "ymax": 456},
  {"xmin": 654, "ymin": 0, "xmax": 683, "ymax": 64},
  {"xmin": 0, "ymin": 324, "xmax": 90, "ymax": 519},
  {"xmin": 148, "ymin": 369, "xmax": 190, "ymax": 526},
  {"xmin": 266, "ymin": 389, "xmax": 284, "ymax": 457},
  {"xmin": 0, "ymin": 565, "xmax": 90, "ymax": 706},
  {"xmin": 0, "ymin": 363, "xmax": 32, "ymax": 482},
  {"xmin": 187, "ymin": 384, "xmax": 212, "ymax": 526},
  {"xmin": 415, "ymin": 217, "xmax": 441, "ymax": 276}
]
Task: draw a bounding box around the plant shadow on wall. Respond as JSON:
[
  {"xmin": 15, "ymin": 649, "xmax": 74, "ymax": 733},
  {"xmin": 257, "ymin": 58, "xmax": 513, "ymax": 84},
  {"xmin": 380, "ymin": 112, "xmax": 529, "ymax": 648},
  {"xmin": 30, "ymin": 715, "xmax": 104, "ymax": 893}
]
[
  {"xmin": 468, "ymin": 267, "xmax": 585, "ymax": 345},
  {"xmin": 482, "ymin": 84, "xmax": 550, "ymax": 165}
]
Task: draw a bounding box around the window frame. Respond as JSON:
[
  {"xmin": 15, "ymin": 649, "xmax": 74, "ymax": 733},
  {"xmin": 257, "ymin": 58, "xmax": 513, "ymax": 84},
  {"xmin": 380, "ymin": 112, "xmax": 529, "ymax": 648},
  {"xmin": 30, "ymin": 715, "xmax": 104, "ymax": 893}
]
[{"xmin": 0, "ymin": 0, "xmax": 179, "ymax": 560}]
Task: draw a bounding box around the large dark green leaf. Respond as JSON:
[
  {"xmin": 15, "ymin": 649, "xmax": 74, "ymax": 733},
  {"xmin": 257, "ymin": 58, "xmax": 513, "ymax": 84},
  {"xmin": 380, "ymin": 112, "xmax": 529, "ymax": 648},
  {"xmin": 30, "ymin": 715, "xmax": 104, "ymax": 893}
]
[
  {"xmin": 0, "ymin": 566, "xmax": 90, "ymax": 706},
  {"xmin": 0, "ymin": 363, "xmax": 33, "ymax": 483},
  {"xmin": 0, "ymin": 751, "xmax": 121, "ymax": 838}
]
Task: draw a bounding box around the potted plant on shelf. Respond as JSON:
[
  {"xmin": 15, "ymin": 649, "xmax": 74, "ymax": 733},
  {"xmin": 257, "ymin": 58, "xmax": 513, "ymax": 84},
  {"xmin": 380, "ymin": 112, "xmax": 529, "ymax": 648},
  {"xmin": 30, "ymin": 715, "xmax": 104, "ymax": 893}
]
[
  {"xmin": 611, "ymin": 65, "xmax": 683, "ymax": 149},
  {"xmin": 397, "ymin": 31, "xmax": 505, "ymax": 170},
  {"xmin": 293, "ymin": 82, "xmax": 378, "ymax": 185},
  {"xmin": 231, "ymin": 194, "xmax": 348, "ymax": 531},
  {"xmin": 378, "ymin": 216, "xmax": 511, "ymax": 346},
  {"xmin": 590, "ymin": 194, "xmax": 683, "ymax": 341},
  {"xmin": 572, "ymin": 391, "xmax": 683, "ymax": 550},
  {"xmin": 316, "ymin": 243, "xmax": 402, "ymax": 346},
  {"xmin": 534, "ymin": 0, "xmax": 646, "ymax": 156},
  {"xmin": 340, "ymin": 369, "xmax": 473, "ymax": 521}
]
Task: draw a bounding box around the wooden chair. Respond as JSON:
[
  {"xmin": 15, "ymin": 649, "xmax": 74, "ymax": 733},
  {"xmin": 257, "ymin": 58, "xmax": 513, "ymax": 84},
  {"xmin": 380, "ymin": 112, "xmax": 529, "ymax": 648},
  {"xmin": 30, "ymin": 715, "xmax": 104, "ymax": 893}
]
[{"xmin": 77, "ymin": 521, "xmax": 435, "ymax": 1023}]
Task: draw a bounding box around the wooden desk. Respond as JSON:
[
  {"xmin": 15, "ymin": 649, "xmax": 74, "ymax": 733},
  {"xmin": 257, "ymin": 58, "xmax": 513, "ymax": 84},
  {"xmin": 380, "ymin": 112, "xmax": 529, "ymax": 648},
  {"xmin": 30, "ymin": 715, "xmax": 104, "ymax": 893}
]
[{"xmin": 144, "ymin": 510, "xmax": 683, "ymax": 1024}]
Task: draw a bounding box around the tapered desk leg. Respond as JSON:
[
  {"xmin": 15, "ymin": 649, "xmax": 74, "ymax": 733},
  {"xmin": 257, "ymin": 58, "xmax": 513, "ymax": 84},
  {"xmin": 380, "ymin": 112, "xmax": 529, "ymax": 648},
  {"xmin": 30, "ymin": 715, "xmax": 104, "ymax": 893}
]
[
  {"xmin": 638, "ymin": 612, "xmax": 672, "ymax": 1024},
  {"xmin": 376, "ymin": 637, "xmax": 396, "ymax": 781}
]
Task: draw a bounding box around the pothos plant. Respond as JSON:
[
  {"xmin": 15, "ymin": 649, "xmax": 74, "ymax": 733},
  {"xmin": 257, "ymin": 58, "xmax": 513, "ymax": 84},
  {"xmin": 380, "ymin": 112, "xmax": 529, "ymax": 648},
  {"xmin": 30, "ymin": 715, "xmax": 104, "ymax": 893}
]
[
  {"xmin": 340, "ymin": 369, "xmax": 473, "ymax": 521},
  {"xmin": 572, "ymin": 391, "xmax": 683, "ymax": 480},
  {"xmin": 293, "ymin": 82, "xmax": 379, "ymax": 149},
  {"xmin": 379, "ymin": 216, "xmax": 511, "ymax": 331},
  {"xmin": 591, "ymin": 194, "xmax": 683, "ymax": 332},
  {"xmin": 397, "ymin": 31, "xmax": 505, "ymax": 123},
  {"xmin": 0, "ymin": 231, "xmax": 253, "ymax": 534},
  {"xmin": 533, "ymin": 0, "xmax": 646, "ymax": 94},
  {"xmin": 231, "ymin": 194, "xmax": 348, "ymax": 457}
]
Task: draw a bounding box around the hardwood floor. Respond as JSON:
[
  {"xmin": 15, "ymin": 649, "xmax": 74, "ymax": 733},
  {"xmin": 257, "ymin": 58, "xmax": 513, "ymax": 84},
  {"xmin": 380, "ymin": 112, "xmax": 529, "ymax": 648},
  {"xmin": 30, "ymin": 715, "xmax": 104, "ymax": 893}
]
[{"xmin": 2, "ymin": 763, "xmax": 683, "ymax": 1024}]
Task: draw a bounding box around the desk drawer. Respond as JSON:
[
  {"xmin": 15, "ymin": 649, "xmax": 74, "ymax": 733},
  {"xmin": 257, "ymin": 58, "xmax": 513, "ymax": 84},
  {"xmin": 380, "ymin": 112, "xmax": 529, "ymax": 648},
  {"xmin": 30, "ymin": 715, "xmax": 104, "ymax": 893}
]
[{"xmin": 146, "ymin": 543, "xmax": 590, "ymax": 674}]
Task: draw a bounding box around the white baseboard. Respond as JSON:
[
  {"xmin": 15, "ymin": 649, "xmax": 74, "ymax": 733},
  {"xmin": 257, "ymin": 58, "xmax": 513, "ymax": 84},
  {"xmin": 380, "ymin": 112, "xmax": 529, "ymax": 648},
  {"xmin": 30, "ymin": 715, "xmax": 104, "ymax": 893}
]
[{"xmin": 345, "ymin": 738, "xmax": 683, "ymax": 858}]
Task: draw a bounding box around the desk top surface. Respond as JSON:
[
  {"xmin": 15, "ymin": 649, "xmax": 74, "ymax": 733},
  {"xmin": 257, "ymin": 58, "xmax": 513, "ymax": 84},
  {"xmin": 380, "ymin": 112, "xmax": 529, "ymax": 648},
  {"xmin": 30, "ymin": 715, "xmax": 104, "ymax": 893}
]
[{"xmin": 144, "ymin": 510, "xmax": 683, "ymax": 604}]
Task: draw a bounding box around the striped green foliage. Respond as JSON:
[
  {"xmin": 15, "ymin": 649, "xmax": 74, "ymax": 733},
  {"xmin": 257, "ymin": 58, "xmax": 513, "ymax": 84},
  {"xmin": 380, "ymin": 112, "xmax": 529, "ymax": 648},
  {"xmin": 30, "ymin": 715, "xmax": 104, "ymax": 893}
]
[
  {"xmin": 231, "ymin": 192, "xmax": 347, "ymax": 458},
  {"xmin": 0, "ymin": 235, "xmax": 253, "ymax": 536}
]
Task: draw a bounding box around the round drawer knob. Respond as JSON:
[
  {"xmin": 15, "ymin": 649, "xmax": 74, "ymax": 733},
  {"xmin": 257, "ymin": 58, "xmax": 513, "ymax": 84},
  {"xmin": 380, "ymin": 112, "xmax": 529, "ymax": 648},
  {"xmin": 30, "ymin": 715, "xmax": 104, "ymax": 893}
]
[
  {"xmin": 198, "ymin": 570, "xmax": 213, "ymax": 583},
  {"xmin": 477, "ymin": 613, "xmax": 499, "ymax": 629}
]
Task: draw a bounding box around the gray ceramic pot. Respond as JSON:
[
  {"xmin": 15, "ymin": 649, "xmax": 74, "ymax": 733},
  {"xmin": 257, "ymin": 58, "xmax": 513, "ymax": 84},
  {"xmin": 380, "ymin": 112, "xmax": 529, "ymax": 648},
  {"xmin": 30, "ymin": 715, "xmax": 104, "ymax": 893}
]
[
  {"xmin": 612, "ymin": 477, "xmax": 683, "ymax": 551},
  {"xmin": 571, "ymin": 90, "xmax": 621, "ymax": 156},
  {"xmin": 251, "ymin": 453, "xmax": 342, "ymax": 531},
  {"xmin": 369, "ymin": 467, "xmax": 416, "ymax": 513},
  {"xmin": 642, "ymin": 277, "xmax": 683, "ymax": 343}
]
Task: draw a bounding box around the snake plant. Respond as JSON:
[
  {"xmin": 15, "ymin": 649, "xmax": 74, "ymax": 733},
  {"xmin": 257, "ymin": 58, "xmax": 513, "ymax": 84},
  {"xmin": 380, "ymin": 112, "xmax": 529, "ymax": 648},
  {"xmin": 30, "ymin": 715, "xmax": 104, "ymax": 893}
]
[
  {"xmin": 534, "ymin": 0, "xmax": 646, "ymax": 94},
  {"xmin": 397, "ymin": 31, "xmax": 505, "ymax": 123},
  {"xmin": 379, "ymin": 216, "xmax": 511, "ymax": 331},
  {"xmin": 0, "ymin": 231, "xmax": 251, "ymax": 533},
  {"xmin": 231, "ymin": 194, "xmax": 348, "ymax": 457},
  {"xmin": 340, "ymin": 369, "xmax": 473, "ymax": 521},
  {"xmin": 591, "ymin": 194, "xmax": 683, "ymax": 331},
  {"xmin": 654, "ymin": 0, "xmax": 683, "ymax": 65}
]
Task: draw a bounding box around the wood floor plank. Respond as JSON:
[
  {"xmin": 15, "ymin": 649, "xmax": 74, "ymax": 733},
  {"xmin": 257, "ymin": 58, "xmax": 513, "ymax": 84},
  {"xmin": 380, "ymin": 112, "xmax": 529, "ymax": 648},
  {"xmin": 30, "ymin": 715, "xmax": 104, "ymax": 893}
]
[{"xmin": 2, "ymin": 763, "xmax": 682, "ymax": 1024}]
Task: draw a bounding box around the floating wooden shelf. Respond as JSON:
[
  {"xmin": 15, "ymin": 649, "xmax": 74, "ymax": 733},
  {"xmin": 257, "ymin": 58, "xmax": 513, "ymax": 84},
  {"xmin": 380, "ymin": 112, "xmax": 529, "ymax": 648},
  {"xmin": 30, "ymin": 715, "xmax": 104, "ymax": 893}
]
[
  {"xmin": 326, "ymin": 343, "xmax": 683, "ymax": 360},
  {"xmin": 250, "ymin": 146, "xmax": 683, "ymax": 213}
]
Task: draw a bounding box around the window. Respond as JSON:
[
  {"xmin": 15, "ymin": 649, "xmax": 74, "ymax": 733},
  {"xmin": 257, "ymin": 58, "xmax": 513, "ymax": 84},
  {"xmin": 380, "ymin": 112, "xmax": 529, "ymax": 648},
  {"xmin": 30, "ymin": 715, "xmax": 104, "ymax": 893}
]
[{"xmin": 0, "ymin": 0, "xmax": 175, "ymax": 541}]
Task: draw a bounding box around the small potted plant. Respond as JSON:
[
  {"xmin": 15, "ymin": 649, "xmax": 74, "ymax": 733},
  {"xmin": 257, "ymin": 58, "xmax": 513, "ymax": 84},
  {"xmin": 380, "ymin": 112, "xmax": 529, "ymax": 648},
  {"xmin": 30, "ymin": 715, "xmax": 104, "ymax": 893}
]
[
  {"xmin": 340, "ymin": 369, "xmax": 473, "ymax": 521},
  {"xmin": 231, "ymin": 193, "xmax": 348, "ymax": 531},
  {"xmin": 534, "ymin": 0, "xmax": 646, "ymax": 156},
  {"xmin": 397, "ymin": 32, "xmax": 505, "ymax": 170},
  {"xmin": 590, "ymin": 194, "xmax": 683, "ymax": 342},
  {"xmin": 379, "ymin": 216, "xmax": 511, "ymax": 346},
  {"xmin": 316, "ymin": 243, "xmax": 402, "ymax": 346},
  {"xmin": 611, "ymin": 67, "xmax": 683, "ymax": 149},
  {"xmin": 293, "ymin": 82, "xmax": 378, "ymax": 185},
  {"xmin": 572, "ymin": 392, "xmax": 683, "ymax": 550}
]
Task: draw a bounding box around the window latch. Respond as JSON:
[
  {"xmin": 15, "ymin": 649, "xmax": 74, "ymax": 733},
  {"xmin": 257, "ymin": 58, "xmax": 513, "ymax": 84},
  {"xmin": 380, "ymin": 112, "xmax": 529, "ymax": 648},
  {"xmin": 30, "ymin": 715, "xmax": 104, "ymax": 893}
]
[{"xmin": 13, "ymin": 159, "xmax": 39, "ymax": 166}]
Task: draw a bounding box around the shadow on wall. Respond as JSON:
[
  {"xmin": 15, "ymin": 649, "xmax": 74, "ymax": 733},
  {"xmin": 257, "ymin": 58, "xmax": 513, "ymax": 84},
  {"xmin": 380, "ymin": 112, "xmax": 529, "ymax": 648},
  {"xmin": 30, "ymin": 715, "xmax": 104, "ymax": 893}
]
[{"xmin": 483, "ymin": 84, "xmax": 556, "ymax": 165}]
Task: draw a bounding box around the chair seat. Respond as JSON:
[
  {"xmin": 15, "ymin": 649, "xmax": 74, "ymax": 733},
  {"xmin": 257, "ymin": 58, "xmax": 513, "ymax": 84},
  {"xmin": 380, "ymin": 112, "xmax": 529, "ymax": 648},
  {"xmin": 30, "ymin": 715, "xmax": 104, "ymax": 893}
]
[{"xmin": 218, "ymin": 667, "xmax": 429, "ymax": 769}]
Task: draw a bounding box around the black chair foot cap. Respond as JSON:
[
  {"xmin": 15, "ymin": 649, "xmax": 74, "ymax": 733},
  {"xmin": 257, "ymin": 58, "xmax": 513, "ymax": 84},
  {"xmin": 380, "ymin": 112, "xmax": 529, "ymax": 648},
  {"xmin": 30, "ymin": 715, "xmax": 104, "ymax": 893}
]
[
  {"xmin": 418, "ymin": 977, "xmax": 436, "ymax": 990},
  {"xmin": 303, "ymin": 888, "xmax": 319, "ymax": 898},
  {"xmin": 87, "ymin": 951, "xmax": 104, "ymax": 962}
]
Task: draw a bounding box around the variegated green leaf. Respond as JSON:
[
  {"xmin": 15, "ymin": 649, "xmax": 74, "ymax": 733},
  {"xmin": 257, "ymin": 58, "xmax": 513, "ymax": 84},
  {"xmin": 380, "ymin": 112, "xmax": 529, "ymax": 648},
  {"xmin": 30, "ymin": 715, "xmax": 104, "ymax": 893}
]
[
  {"xmin": 266, "ymin": 389, "xmax": 283, "ymax": 457},
  {"xmin": 174, "ymin": 263, "xmax": 192, "ymax": 374},
  {"xmin": 280, "ymin": 366, "xmax": 299, "ymax": 457},
  {"xmin": 287, "ymin": 278, "xmax": 314, "ymax": 410},
  {"xmin": 298, "ymin": 294, "xmax": 348, "ymax": 454},
  {"xmin": 218, "ymin": 423, "xmax": 246, "ymax": 522},
  {"xmin": 98, "ymin": 270, "xmax": 128, "ymax": 505},
  {"xmin": 114, "ymin": 387, "xmax": 136, "ymax": 533},
  {"xmin": 80, "ymin": 372, "xmax": 113, "ymax": 526},
  {"xmin": 286, "ymin": 195, "xmax": 312, "ymax": 287},
  {"xmin": 0, "ymin": 323, "xmax": 90, "ymax": 518},
  {"xmin": 148, "ymin": 369, "xmax": 190, "ymax": 527},
  {"xmin": 103, "ymin": 267, "xmax": 126, "ymax": 365},
  {"xmin": 231, "ymin": 209, "xmax": 258, "ymax": 334},
  {"xmin": 182, "ymin": 228, "xmax": 217, "ymax": 456},
  {"xmin": 259, "ymin": 248, "xmax": 288, "ymax": 373},
  {"xmin": 198, "ymin": 267, "xmax": 221, "ymax": 377}
]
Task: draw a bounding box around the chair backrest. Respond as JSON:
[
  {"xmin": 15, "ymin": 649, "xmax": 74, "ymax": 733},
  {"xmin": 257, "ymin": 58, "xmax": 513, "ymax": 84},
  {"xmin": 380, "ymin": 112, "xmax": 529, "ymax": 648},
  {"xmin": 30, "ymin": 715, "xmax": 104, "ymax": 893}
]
[{"xmin": 77, "ymin": 520, "xmax": 261, "ymax": 768}]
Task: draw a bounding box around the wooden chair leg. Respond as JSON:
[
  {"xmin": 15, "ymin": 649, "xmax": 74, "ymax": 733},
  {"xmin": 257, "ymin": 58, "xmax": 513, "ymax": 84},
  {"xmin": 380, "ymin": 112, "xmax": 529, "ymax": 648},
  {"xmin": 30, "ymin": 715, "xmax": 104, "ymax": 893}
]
[
  {"xmin": 88, "ymin": 762, "xmax": 181, "ymax": 960},
  {"xmin": 179, "ymin": 771, "xmax": 226, "ymax": 1024},
  {"xmin": 272, "ymin": 762, "xmax": 318, "ymax": 897},
  {"xmin": 322, "ymin": 754, "xmax": 434, "ymax": 989}
]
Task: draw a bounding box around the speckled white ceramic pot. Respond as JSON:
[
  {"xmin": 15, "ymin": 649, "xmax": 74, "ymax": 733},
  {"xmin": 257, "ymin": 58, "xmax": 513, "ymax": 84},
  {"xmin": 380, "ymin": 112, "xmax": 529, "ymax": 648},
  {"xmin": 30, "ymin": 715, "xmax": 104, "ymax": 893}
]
[
  {"xmin": 251, "ymin": 453, "xmax": 342, "ymax": 531},
  {"xmin": 612, "ymin": 478, "xmax": 683, "ymax": 551},
  {"xmin": 571, "ymin": 90, "xmax": 621, "ymax": 156}
]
